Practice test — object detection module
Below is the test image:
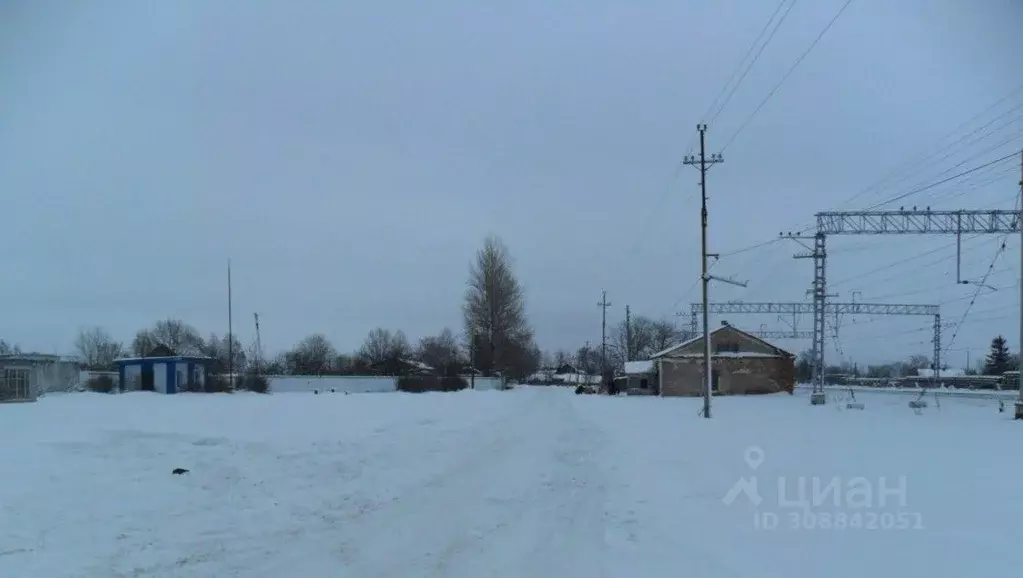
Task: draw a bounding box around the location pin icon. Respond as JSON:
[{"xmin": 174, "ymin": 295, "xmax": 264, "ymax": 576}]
[{"xmin": 744, "ymin": 446, "xmax": 765, "ymax": 470}]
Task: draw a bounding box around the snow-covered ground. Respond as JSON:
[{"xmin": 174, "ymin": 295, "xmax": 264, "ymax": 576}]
[{"xmin": 3, "ymin": 387, "xmax": 1021, "ymax": 577}]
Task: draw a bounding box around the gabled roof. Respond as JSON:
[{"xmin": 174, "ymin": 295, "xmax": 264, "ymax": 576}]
[
  {"xmin": 114, "ymin": 355, "xmax": 214, "ymax": 364},
  {"xmin": 650, "ymin": 324, "xmax": 794, "ymax": 359}
]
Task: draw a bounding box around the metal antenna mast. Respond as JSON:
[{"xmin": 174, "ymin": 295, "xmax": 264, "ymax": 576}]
[
  {"xmin": 625, "ymin": 304, "xmax": 632, "ymax": 362},
  {"xmin": 253, "ymin": 313, "xmax": 262, "ymax": 378}
]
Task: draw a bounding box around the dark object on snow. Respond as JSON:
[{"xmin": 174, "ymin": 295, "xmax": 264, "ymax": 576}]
[
  {"xmin": 606, "ymin": 378, "xmax": 619, "ymax": 396},
  {"xmin": 999, "ymin": 400, "xmax": 1005, "ymax": 413},
  {"xmin": 172, "ymin": 468, "xmax": 189, "ymax": 475},
  {"xmin": 331, "ymin": 388, "xmax": 335, "ymax": 393},
  {"xmin": 314, "ymin": 389, "xmax": 319, "ymax": 394}
]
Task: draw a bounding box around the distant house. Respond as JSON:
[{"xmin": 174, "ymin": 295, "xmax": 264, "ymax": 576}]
[
  {"xmin": 115, "ymin": 346, "xmax": 213, "ymax": 394},
  {"xmin": 0, "ymin": 353, "xmax": 83, "ymax": 402},
  {"xmin": 622, "ymin": 360, "xmax": 657, "ymax": 394},
  {"xmin": 650, "ymin": 323, "xmax": 795, "ymax": 396}
]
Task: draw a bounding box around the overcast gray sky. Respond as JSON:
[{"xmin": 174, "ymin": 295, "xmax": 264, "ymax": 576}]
[{"xmin": 2, "ymin": 0, "xmax": 1021, "ymax": 367}]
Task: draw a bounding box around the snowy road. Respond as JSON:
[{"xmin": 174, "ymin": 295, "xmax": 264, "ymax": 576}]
[{"xmin": 3, "ymin": 387, "xmax": 1023, "ymax": 577}]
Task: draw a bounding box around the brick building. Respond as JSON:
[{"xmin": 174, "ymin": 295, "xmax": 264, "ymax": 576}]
[{"xmin": 651, "ymin": 323, "xmax": 795, "ymax": 396}]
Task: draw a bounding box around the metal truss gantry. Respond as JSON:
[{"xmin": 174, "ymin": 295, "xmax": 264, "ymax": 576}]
[
  {"xmin": 689, "ymin": 302, "xmax": 940, "ymax": 374},
  {"xmin": 784, "ymin": 209, "xmax": 1020, "ymax": 396}
]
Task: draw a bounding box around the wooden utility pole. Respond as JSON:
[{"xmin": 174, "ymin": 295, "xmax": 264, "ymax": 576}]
[
  {"xmin": 685, "ymin": 126, "xmax": 721, "ymax": 418},
  {"xmin": 598, "ymin": 290, "xmax": 612, "ymax": 371},
  {"xmin": 625, "ymin": 304, "xmax": 632, "ymax": 362},
  {"xmin": 684, "ymin": 125, "xmax": 745, "ymax": 417}
]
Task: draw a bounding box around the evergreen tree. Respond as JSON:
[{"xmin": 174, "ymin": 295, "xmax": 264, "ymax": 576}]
[{"xmin": 983, "ymin": 335, "xmax": 1012, "ymax": 375}]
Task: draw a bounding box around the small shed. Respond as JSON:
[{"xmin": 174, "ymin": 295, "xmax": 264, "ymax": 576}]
[
  {"xmin": 115, "ymin": 347, "xmax": 213, "ymax": 394},
  {"xmin": 623, "ymin": 360, "xmax": 657, "ymax": 394},
  {"xmin": 650, "ymin": 323, "xmax": 795, "ymax": 396},
  {"xmin": 1, "ymin": 354, "xmax": 83, "ymax": 402}
]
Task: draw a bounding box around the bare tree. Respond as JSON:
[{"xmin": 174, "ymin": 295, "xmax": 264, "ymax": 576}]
[
  {"xmin": 553, "ymin": 350, "xmax": 570, "ymax": 369},
  {"xmin": 359, "ymin": 328, "xmax": 411, "ymax": 373},
  {"xmin": 131, "ymin": 329, "xmax": 159, "ymax": 357},
  {"xmin": 0, "ymin": 339, "xmax": 21, "ymax": 356},
  {"xmin": 609, "ymin": 315, "xmax": 681, "ymax": 367},
  {"xmin": 74, "ymin": 327, "xmax": 123, "ymax": 369},
  {"xmin": 416, "ymin": 328, "xmax": 463, "ymax": 376},
  {"xmin": 463, "ymin": 236, "xmax": 537, "ymax": 379},
  {"xmin": 150, "ymin": 319, "xmax": 205, "ymax": 355},
  {"xmin": 649, "ymin": 319, "xmax": 684, "ymax": 353},
  {"xmin": 907, "ymin": 354, "xmax": 930, "ymax": 371},
  {"xmin": 204, "ymin": 333, "xmax": 247, "ymax": 375},
  {"xmin": 287, "ymin": 333, "xmax": 336, "ymax": 374},
  {"xmin": 575, "ymin": 345, "xmax": 602, "ymax": 374}
]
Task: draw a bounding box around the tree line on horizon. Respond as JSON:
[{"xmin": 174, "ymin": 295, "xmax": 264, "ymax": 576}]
[
  {"xmin": 1, "ymin": 236, "xmax": 545, "ymax": 382},
  {"xmin": 791, "ymin": 334, "xmax": 1020, "ymax": 382}
]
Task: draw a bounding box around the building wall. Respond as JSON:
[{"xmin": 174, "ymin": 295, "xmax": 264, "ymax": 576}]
[
  {"xmin": 123, "ymin": 364, "xmax": 142, "ymax": 391},
  {"xmin": 659, "ymin": 356, "xmax": 795, "ymax": 397},
  {"xmin": 624, "ymin": 374, "xmax": 655, "ymax": 392},
  {"xmin": 265, "ymin": 375, "xmax": 504, "ymax": 394},
  {"xmin": 153, "ymin": 362, "xmax": 167, "ymax": 393},
  {"xmin": 29, "ymin": 362, "xmax": 81, "ymax": 397}
]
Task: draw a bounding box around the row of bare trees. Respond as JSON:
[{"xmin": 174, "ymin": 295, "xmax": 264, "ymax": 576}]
[
  {"xmin": 536, "ymin": 316, "xmax": 688, "ymax": 377},
  {"xmin": 60, "ymin": 235, "xmax": 541, "ymax": 381},
  {"xmin": 257, "ymin": 236, "xmax": 539, "ymax": 379},
  {"xmin": 71, "ymin": 321, "xmax": 247, "ymax": 374}
]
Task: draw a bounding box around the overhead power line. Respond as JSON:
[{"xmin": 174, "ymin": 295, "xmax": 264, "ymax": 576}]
[
  {"xmin": 721, "ymin": 0, "xmax": 855, "ymax": 152},
  {"xmin": 744, "ymin": 84, "xmax": 1023, "ymax": 244},
  {"xmin": 830, "ymin": 84, "xmax": 1023, "ymax": 211},
  {"xmin": 943, "ymin": 194, "xmax": 1019, "ymax": 354},
  {"xmin": 705, "ymin": 0, "xmax": 798, "ymax": 125},
  {"xmin": 864, "ymin": 150, "xmax": 1021, "ymax": 210}
]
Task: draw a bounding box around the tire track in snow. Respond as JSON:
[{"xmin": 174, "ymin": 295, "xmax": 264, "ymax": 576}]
[{"xmin": 334, "ymin": 389, "xmax": 611, "ymax": 577}]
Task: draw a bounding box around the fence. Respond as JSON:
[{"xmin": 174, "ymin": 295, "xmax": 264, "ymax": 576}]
[
  {"xmin": 266, "ymin": 375, "xmax": 505, "ymax": 394},
  {"xmin": 801, "ymin": 384, "xmax": 1020, "ymax": 401}
]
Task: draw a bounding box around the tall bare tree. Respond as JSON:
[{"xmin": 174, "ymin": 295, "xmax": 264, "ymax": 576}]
[
  {"xmin": 463, "ymin": 236, "xmax": 537, "ymax": 379},
  {"xmin": 74, "ymin": 327, "xmax": 124, "ymax": 369}
]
